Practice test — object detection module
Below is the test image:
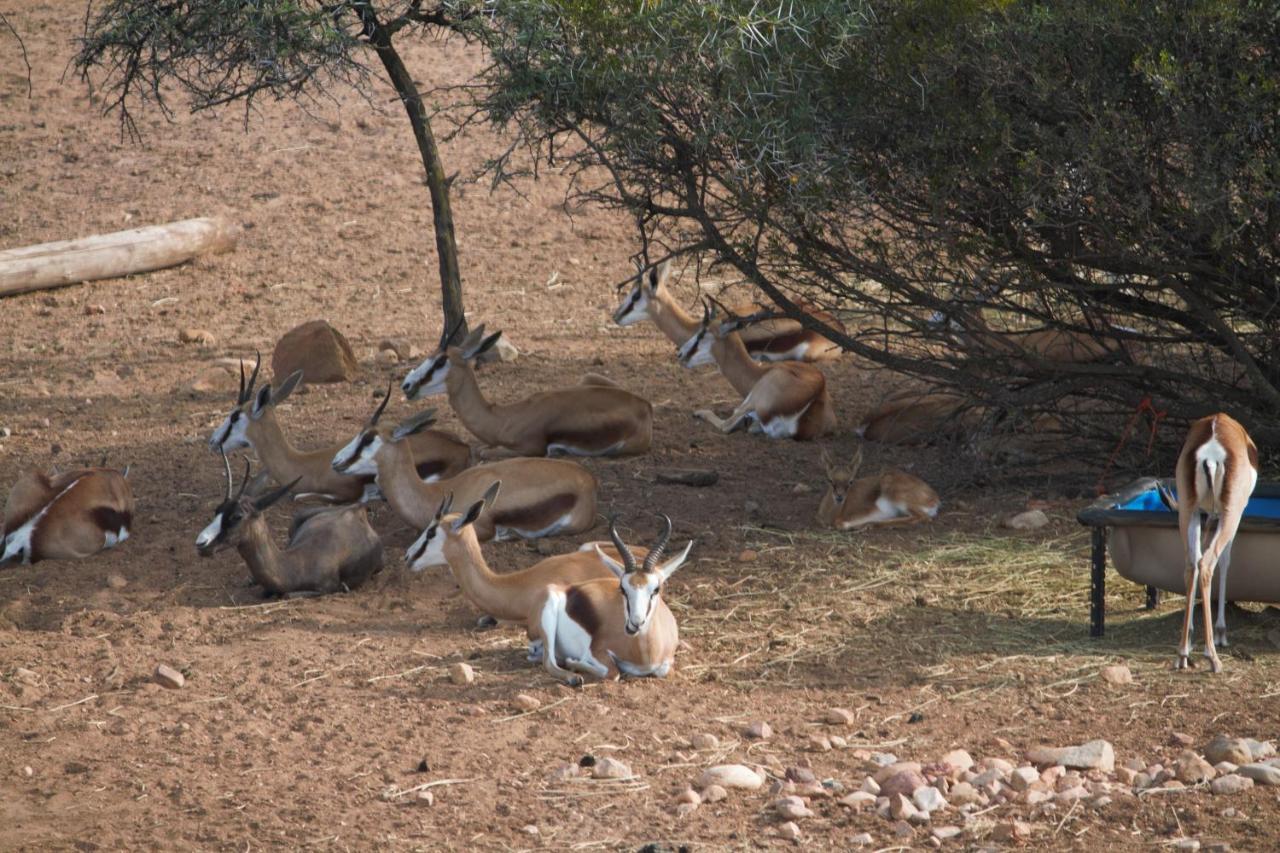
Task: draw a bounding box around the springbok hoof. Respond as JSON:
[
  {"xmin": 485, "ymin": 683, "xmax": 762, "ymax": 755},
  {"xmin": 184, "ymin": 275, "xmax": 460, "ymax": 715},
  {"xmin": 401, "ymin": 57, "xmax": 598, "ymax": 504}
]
[
  {"xmin": 565, "ymin": 674, "xmax": 584, "ymax": 688},
  {"xmin": 1208, "ymin": 656, "xmax": 1223, "ymax": 674},
  {"xmin": 1174, "ymin": 656, "xmax": 1190, "ymax": 670}
]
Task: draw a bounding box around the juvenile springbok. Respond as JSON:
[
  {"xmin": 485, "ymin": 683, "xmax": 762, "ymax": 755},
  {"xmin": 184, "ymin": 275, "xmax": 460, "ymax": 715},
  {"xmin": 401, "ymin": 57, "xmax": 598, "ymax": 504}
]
[
  {"xmin": 209, "ymin": 357, "xmax": 470, "ymax": 503},
  {"xmin": 401, "ymin": 323, "xmax": 652, "ymax": 457},
  {"xmin": 677, "ymin": 300, "xmax": 835, "ymax": 440},
  {"xmin": 1, "ymin": 466, "xmax": 134, "ymax": 565},
  {"xmin": 332, "ymin": 407, "xmax": 598, "ymax": 540},
  {"xmin": 1171, "ymin": 413, "xmax": 1258, "ymax": 673},
  {"xmin": 196, "ymin": 453, "xmax": 383, "ymax": 596},
  {"xmin": 817, "ymin": 446, "xmax": 941, "ymax": 529},
  {"xmin": 614, "ymin": 260, "xmax": 843, "ymax": 362},
  {"xmin": 405, "ymin": 484, "xmax": 646, "ymax": 661},
  {"xmin": 527, "ymin": 515, "xmax": 693, "ymax": 686}
]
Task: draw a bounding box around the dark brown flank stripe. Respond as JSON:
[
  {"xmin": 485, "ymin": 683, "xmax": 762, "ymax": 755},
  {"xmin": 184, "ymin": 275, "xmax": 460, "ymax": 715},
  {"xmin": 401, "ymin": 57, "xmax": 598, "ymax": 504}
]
[
  {"xmin": 90, "ymin": 506, "xmax": 132, "ymax": 534},
  {"xmin": 414, "ymin": 459, "xmax": 447, "ymax": 480},
  {"xmin": 546, "ymin": 422, "xmax": 630, "ymax": 452},
  {"xmin": 748, "ymin": 328, "xmax": 810, "ymax": 355},
  {"xmin": 565, "ymin": 585, "xmax": 601, "ymax": 636},
  {"xmin": 492, "ymin": 493, "xmax": 576, "ymax": 529}
]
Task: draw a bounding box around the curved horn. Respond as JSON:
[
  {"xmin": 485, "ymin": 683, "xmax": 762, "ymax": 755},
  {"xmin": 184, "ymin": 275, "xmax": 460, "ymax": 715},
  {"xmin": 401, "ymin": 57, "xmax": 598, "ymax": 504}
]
[
  {"xmin": 237, "ymin": 358, "xmax": 247, "ymax": 404},
  {"xmin": 235, "ymin": 459, "xmax": 252, "ymax": 500},
  {"xmin": 243, "ymin": 351, "xmax": 262, "ymax": 403},
  {"xmin": 440, "ymin": 317, "xmax": 465, "ymax": 351},
  {"xmin": 607, "ymin": 516, "xmax": 638, "ymax": 574},
  {"xmin": 370, "ymin": 381, "xmax": 392, "ymax": 425},
  {"xmin": 435, "ymin": 493, "xmax": 454, "ymax": 521},
  {"xmin": 700, "ymin": 297, "xmax": 712, "ymax": 325},
  {"xmin": 220, "ymin": 446, "xmax": 234, "ymax": 501},
  {"xmin": 642, "ymin": 514, "xmax": 673, "ymax": 573}
]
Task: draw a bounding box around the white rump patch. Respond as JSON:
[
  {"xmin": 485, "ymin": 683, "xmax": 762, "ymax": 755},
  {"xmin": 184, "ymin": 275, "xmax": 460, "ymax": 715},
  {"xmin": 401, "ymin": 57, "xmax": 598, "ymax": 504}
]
[{"xmin": 761, "ymin": 401, "xmax": 813, "ymax": 439}]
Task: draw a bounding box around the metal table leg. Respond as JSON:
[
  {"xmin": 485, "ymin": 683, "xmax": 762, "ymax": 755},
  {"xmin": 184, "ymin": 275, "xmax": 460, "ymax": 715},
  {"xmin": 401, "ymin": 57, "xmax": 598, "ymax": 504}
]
[
  {"xmin": 1090, "ymin": 527, "xmax": 1106, "ymax": 637},
  {"xmin": 1146, "ymin": 585, "xmax": 1159, "ymax": 610}
]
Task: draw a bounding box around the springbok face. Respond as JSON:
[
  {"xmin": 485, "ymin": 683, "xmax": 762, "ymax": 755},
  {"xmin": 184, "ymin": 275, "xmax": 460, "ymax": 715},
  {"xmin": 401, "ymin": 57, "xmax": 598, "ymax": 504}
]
[
  {"xmin": 332, "ymin": 385, "xmax": 393, "ymax": 476},
  {"xmin": 402, "ymin": 321, "xmax": 501, "ymax": 401},
  {"xmin": 405, "ymin": 483, "xmax": 497, "ymax": 572},
  {"xmin": 821, "ymin": 447, "xmax": 863, "ymax": 506},
  {"xmin": 196, "ymin": 453, "xmax": 295, "ymax": 556},
  {"xmin": 613, "ymin": 261, "xmax": 667, "ymax": 326},
  {"xmin": 594, "ymin": 515, "xmax": 694, "ymax": 636},
  {"xmin": 208, "ymin": 354, "xmax": 261, "ymax": 453}
]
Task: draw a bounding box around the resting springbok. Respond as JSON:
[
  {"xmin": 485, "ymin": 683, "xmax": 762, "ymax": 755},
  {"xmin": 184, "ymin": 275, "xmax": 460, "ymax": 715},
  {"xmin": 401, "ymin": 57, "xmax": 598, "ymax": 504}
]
[
  {"xmin": 404, "ymin": 483, "xmax": 645, "ymax": 658},
  {"xmin": 816, "ymin": 446, "xmax": 940, "ymax": 529},
  {"xmin": 931, "ymin": 304, "xmax": 1128, "ymax": 365},
  {"xmin": 526, "ymin": 515, "xmax": 692, "ymax": 685},
  {"xmin": 855, "ymin": 389, "xmax": 976, "ymax": 445},
  {"xmin": 209, "ymin": 357, "xmax": 470, "ymax": 503},
  {"xmin": 677, "ymin": 300, "xmax": 835, "ymax": 440},
  {"xmin": 332, "ymin": 406, "xmax": 598, "ymax": 540},
  {"xmin": 401, "ymin": 323, "xmax": 652, "ymax": 457},
  {"xmin": 614, "ymin": 260, "xmax": 843, "ymax": 362},
  {"xmin": 1168, "ymin": 413, "xmax": 1259, "ymax": 674},
  {"xmin": 196, "ymin": 452, "xmax": 383, "ymax": 596},
  {"xmin": 2, "ymin": 466, "xmax": 134, "ymax": 565}
]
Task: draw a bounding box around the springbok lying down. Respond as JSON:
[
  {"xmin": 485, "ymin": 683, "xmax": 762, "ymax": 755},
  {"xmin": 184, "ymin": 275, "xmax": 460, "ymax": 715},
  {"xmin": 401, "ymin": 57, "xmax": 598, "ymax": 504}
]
[{"xmin": 2, "ymin": 466, "xmax": 134, "ymax": 566}]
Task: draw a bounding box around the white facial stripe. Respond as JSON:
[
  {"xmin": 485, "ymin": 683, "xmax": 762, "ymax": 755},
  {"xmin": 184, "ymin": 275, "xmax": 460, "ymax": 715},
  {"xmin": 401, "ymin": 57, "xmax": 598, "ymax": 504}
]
[
  {"xmin": 402, "ymin": 355, "xmax": 450, "ymax": 400},
  {"xmin": 196, "ymin": 514, "xmax": 223, "ymax": 549},
  {"xmin": 405, "ymin": 524, "xmax": 445, "ymax": 571},
  {"xmin": 613, "ymin": 284, "xmax": 648, "ymax": 326},
  {"xmin": 210, "ymin": 410, "xmax": 251, "ymax": 452},
  {"xmin": 677, "ymin": 329, "xmax": 714, "ymax": 367}
]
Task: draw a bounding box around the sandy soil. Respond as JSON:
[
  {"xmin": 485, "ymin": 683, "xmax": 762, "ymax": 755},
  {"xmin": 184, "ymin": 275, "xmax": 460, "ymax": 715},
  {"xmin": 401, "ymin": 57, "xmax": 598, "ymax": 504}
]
[{"xmin": 2, "ymin": 4, "xmax": 1278, "ymax": 850}]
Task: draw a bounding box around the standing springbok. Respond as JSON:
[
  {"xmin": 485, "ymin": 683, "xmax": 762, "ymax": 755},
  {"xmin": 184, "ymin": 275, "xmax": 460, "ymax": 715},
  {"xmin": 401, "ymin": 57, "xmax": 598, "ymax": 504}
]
[
  {"xmin": 614, "ymin": 260, "xmax": 843, "ymax": 362},
  {"xmin": 527, "ymin": 515, "xmax": 693, "ymax": 686},
  {"xmin": 677, "ymin": 300, "xmax": 836, "ymax": 440},
  {"xmin": 401, "ymin": 323, "xmax": 653, "ymax": 457},
  {"xmin": 1172, "ymin": 413, "xmax": 1258, "ymax": 673},
  {"xmin": 332, "ymin": 407, "xmax": 598, "ymax": 540},
  {"xmin": 209, "ymin": 357, "xmax": 470, "ymax": 503},
  {"xmin": 196, "ymin": 452, "xmax": 383, "ymax": 596},
  {"xmin": 2, "ymin": 466, "xmax": 134, "ymax": 565},
  {"xmin": 816, "ymin": 446, "xmax": 940, "ymax": 529}
]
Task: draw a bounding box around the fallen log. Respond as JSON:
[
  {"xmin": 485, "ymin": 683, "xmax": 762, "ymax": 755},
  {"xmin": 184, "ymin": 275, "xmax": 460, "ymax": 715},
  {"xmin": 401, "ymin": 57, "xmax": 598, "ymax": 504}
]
[{"xmin": 0, "ymin": 217, "xmax": 239, "ymax": 297}]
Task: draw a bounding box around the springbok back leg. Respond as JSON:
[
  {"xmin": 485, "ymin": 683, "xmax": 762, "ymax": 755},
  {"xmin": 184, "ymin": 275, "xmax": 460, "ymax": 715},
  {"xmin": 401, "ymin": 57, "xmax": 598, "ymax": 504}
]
[
  {"xmin": 1176, "ymin": 513, "xmax": 1202, "ymax": 669},
  {"xmin": 1215, "ymin": 540, "xmax": 1234, "ymax": 647}
]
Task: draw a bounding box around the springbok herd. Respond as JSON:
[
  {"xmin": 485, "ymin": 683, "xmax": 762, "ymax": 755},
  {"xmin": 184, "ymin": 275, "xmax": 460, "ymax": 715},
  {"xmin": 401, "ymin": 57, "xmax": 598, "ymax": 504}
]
[{"xmin": 0, "ymin": 263, "xmax": 1261, "ymax": 679}]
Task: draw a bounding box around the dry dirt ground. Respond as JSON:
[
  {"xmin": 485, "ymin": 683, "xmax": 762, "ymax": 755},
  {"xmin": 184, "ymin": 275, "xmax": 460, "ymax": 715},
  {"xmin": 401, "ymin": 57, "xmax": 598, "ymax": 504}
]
[{"xmin": 2, "ymin": 4, "xmax": 1279, "ymax": 850}]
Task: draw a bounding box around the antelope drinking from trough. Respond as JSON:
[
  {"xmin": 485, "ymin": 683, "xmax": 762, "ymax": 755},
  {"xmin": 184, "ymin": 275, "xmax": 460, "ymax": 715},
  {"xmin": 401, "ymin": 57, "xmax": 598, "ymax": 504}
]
[
  {"xmin": 677, "ymin": 300, "xmax": 836, "ymax": 440},
  {"xmin": 402, "ymin": 323, "xmax": 653, "ymax": 457},
  {"xmin": 1, "ymin": 466, "xmax": 134, "ymax": 566},
  {"xmin": 816, "ymin": 446, "xmax": 940, "ymax": 529},
  {"xmin": 331, "ymin": 402, "xmax": 599, "ymax": 541},
  {"xmin": 196, "ymin": 452, "xmax": 383, "ymax": 596},
  {"xmin": 209, "ymin": 356, "xmax": 470, "ymax": 503},
  {"xmin": 614, "ymin": 259, "xmax": 843, "ymax": 362},
  {"xmin": 1170, "ymin": 413, "xmax": 1258, "ymax": 674}
]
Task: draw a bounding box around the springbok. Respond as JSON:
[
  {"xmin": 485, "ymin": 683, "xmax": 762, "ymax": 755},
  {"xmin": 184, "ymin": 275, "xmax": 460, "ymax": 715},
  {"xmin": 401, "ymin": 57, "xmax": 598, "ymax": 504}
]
[
  {"xmin": 332, "ymin": 407, "xmax": 598, "ymax": 540},
  {"xmin": 677, "ymin": 300, "xmax": 835, "ymax": 440},
  {"xmin": 404, "ymin": 483, "xmax": 646, "ymax": 658},
  {"xmin": 196, "ymin": 452, "xmax": 383, "ymax": 596},
  {"xmin": 855, "ymin": 389, "xmax": 976, "ymax": 445},
  {"xmin": 816, "ymin": 446, "xmax": 940, "ymax": 529},
  {"xmin": 209, "ymin": 357, "xmax": 470, "ymax": 503},
  {"xmin": 930, "ymin": 302, "xmax": 1127, "ymax": 365},
  {"xmin": 401, "ymin": 323, "xmax": 653, "ymax": 457},
  {"xmin": 1, "ymin": 466, "xmax": 134, "ymax": 565},
  {"xmin": 527, "ymin": 515, "xmax": 693, "ymax": 686},
  {"xmin": 1170, "ymin": 413, "xmax": 1258, "ymax": 673},
  {"xmin": 614, "ymin": 260, "xmax": 843, "ymax": 362}
]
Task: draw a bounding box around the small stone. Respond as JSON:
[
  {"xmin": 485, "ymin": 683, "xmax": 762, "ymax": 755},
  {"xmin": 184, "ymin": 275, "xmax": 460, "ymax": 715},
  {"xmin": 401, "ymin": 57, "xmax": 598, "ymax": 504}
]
[
  {"xmin": 786, "ymin": 767, "xmax": 816, "ymax": 784},
  {"xmin": 592, "ymin": 757, "xmax": 632, "ymax": 780},
  {"xmin": 1210, "ymin": 774, "xmax": 1253, "ymax": 795},
  {"xmin": 697, "ymin": 764, "xmax": 764, "ymax": 790},
  {"xmin": 808, "ymin": 734, "xmax": 832, "ymax": 752},
  {"xmin": 994, "ymin": 820, "xmax": 1032, "ymax": 842},
  {"xmin": 105, "ymin": 572, "xmax": 128, "ymax": 590},
  {"xmin": 676, "ymin": 787, "xmax": 701, "ymax": 806},
  {"xmin": 1056, "ymin": 786, "xmax": 1089, "ymax": 803},
  {"xmin": 889, "ymin": 793, "xmax": 919, "ymax": 820},
  {"xmin": 1092, "ymin": 795, "xmax": 1113, "ymax": 808},
  {"xmin": 655, "ymin": 468, "xmax": 719, "ymax": 488},
  {"xmin": 178, "ymin": 328, "xmax": 216, "ymax": 346},
  {"xmin": 416, "ymin": 758, "xmax": 430, "ymax": 773},
  {"xmin": 940, "ymin": 750, "xmax": 975, "ymax": 777},
  {"xmin": 840, "ymin": 791, "xmax": 877, "ymax": 811},
  {"xmin": 1133, "ymin": 772, "xmax": 1153, "ymax": 790},
  {"xmin": 1010, "ymin": 767, "xmax": 1039, "ymax": 791},
  {"xmin": 1116, "ymin": 767, "xmax": 1138, "ymax": 785},
  {"xmin": 932, "ymin": 826, "xmax": 962, "ymax": 841},
  {"xmin": 737, "ymin": 549, "xmax": 759, "ymax": 563},
  {"xmin": 774, "ymin": 795, "xmax": 814, "ymax": 820},
  {"xmin": 1100, "ymin": 664, "xmax": 1133, "ymax": 685},
  {"xmin": 153, "ymin": 664, "xmax": 185, "ymax": 689},
  {"xmin": 1026, "ymin": 740, "xmax": 1115, "ymax": 772},
  {"xmin": 850, "ymin": 833, "xmax": 874, "ymax": 847},
  {"xmin": 1204, "ymin": 844, "xmax": 1231, "ymax": 853},
  {"xmin": 892, "ymin": 821, "xmax": 914, "ymax": 838},
  {"xmin": 1205, "ymin": 736, "xmax": 1253, "ymax": 767},
  {"xmin": 792, "ymin": 482, "xmax": 813, "ymax": 494},
  {"xmin": 1170, "ymin": 732, "xmax": 1196, "ymax": 748},
  {"xmin": 512, "ymin": 693, "xmax": 540, "ymax": 712},
  {"xmin": 15, "ymin": 668, "xmax": 39, "ymax": 686},
  {"xmin": 547, "ymin": 762, "xmax": 579, "ymax": 782},
  {"xmin": 448, "ymin": 662, "xmax": 475, "ymax": 685},
  {"xmin": 22, "ymin": 766, "xmax": 33, "ymax": 777},
  {"xmin": 1175, "ymin": 751, "xmax": 1216, "ymax": 784},
  {"xmin": 521, "ymin": 825, "xmax": 539, "ymax": 836},
  {"xmin": 702, "ymin": 784, "xmax": 728, "ymax": 802},
  {"xmin": 825, "ymin": 707, "xmax": 855, "ymax": 726},
  {"xmin": 1213, "ymin": 762, "xmax": 1238, "ymax": 776},
  {"xmin": 377, "ymin": 338, "xmax": 414, "ymax": 361},
  {"xmin": 1243, "ymin": 738, "xmax": 1276, "ymax": 761},
  {"xmin": 673, "ymin": 801, "xmax": 698, "ymax": 818},
  {"xmin": 690, "ymin": 733, "xmax": 719, "ymax": 750},
  {"xmin": 830, "ymin": 735, "xmax": 848, "ymax": 748},
  {"xmin": 914, "ymin": 786, "xmax": 947, "ymax": 812},
  {"xmin": 861, "ymin": 776, "xmax": 881, "ymax": 795},
  {"xmin": 84, "ymin": 304, "xmax": 106, "ymax": 315},
  {"xmin": 743, "ymin": 720, "xmax": 772, "ymax": 740},
  {"xmin": 880, "ymin": 770, "xmax": 928, "ymax": 799},
  {"xmin": 777, "ymin": 821, "xmax": 802, "ymax": 842},
  {"xmin": 1004, "ymin": 509, "xmax": 1049, "ymax": 530},
  {"xmin": 1238, "ymin": 763, "xmax": 1280, "ymax": 786},
  {"xmin": 1173, "ymin": 841, "xmax": 1200, "ymax": 852},
  {"xmin": 414, "ymin": 789, "xmax": 434, "ymax": 806}
]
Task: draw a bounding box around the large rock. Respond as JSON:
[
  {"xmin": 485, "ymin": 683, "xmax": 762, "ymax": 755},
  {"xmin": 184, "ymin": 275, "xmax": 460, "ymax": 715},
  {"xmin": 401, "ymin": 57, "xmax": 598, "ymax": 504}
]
[
  {"xmin": 1205, "ymin": 736, "xmax": 1253, "ymax": 767},
  {"xmin": 1210, "ymin": 774, "xmax": 1253, "ymax": 795},
  {"xmin": 879, "ymin": 770, "xmax": 927, "ymax": 799},
  {"xmin": 1174, "ymin": 751, "xmax": 1216, "ymax": 784},
  {"xmin": 697, "ymin": 764, "xmax": 764, "ymax": 790},
  {"xmin": 1026, "ymin": 740, "xmax": 1115, "ymax": 773},
  {"xmin": 1238, "ymin": 763, "xmax": 1280, "ymax": 786},
  {"xmin": 272, "ymin": 320, "xmax": 357, "ymax": 384}
]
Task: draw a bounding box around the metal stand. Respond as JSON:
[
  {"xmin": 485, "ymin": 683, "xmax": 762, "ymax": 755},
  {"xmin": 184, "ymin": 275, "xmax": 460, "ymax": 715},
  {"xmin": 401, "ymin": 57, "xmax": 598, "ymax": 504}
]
[
  {"xmin": 1090, "ymin": 527, "xmax": 1106, "ymax": 637},
  {"xmin": 1146, "ymin": 585, "xmax": 1159, "ymax": 610}
]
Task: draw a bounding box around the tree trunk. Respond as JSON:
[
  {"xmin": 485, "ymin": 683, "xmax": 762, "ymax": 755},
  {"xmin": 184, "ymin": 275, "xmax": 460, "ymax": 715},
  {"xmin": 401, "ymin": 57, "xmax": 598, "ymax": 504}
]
[{"xmin": 359, "ymin": 7, "xmax": 467, "ymax": 342}]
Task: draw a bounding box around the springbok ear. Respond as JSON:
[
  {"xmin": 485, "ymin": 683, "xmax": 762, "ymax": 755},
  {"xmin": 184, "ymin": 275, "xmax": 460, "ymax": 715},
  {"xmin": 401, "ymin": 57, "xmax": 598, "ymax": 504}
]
[
  {"xmin": 466, "ymin": 331, "xmax": 502, "ymax": 360},
  {"xmin": 251, "ymin": 384, "xmax": 272, "ymax": 419},
  {"xmin": 819, "ymin": 447, "xmax": 834, "ymax": 472},
  {"xmin": 253, "ymin": 477, "xmax": 301, "ymax": 512},
  {"xmin": 649, "ymin": 259, "xmax": 670, "ymax": 291},
  {"xmin": 393, "ymin": 408, "xmax": 438, "ymax": 441},
  {"xmin": 480, "ymin": 480, "xmax": 501, "ymax": 509},
  {"xmin": 593, "ymin": 544, "xmax": 629, "ymax": 580},
  {"xmin": 451, "ymin": 498, "xmax": 486, "ymax": 532},
  {"xmin": 848, "ymin": 446, "xmax": 864, "ymax": 478},
  {"xmin": 656, "ymin": 540, "xmax": 694, "ymax": 582},
  {"xmin": 273, "ymin": 371, "xmax": 304, "ymax": 405}
]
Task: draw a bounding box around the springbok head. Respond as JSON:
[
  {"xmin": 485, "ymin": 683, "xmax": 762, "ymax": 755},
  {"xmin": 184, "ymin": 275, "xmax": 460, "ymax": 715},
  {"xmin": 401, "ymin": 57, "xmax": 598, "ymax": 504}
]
[
  {"xmin": 404, "ymin": 482, "xmax": 502, "ymax": 572},
  {"xmin": 613, "ymin": 259, "xmax": 670, "ymax": 326},
  {"xmin": 401, "ymin": 320, "xmax": 502, "ymax": 400},
  {"xmin": 195, "ymin": 450, "xmax": 298, "ymax": 556},
  {"xmin": 820, "ymin": 445, "xmax": 864, "ymax": 507},
  {"xmin": 594, "ymin": 515, "xmax": 693, "ymax": 636},
  {"xmin": 330, "ymin": 381, "xmax": 439, "ymax": 476},
  {"xmin": 207, "ymin": 353, "xmax": 302, "ymax": 453}
]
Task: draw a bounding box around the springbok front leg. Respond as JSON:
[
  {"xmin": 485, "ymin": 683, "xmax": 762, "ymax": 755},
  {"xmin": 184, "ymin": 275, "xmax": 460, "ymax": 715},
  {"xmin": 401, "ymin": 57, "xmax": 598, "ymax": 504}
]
[
  {"xmin": 1176, "ymin": 512, "xmax": 1202, "ymax": 670},
  {"xmin": 693, "ymin": 396, "xmax": 757, "ymax": 434}
]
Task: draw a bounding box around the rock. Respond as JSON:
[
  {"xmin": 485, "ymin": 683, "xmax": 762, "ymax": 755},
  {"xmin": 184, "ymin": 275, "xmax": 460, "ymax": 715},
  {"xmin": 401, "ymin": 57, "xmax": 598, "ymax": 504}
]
[
  {"xmin": 933, "ymin": 826, "xmax": 963, "ymax": 841},
  {"xmin": 830, "ymin": 735, "xmax": 848, "ymax": 748},
  {"xmin": 105, "ymin": 572, "xmax": 127, "ymax": 590},
  {"xmin": 850, "ymin": 832, "xmax": 874, "ymax": 846},
  {"xmin": 1170, "ymin": 732, "xmax": 1196, "ymax": 748},
  {"xmin": 702, "ymin": 784, "xmax": 728, "ymax": 802},
  {"xmin": 1173, "ymin": 841, "xmax": 1201, "ymax": 852},
  {"xmin": 474, "ymin": 335, "xmax": 519, "ymax": 364},
  {"xmin": 1210, "ymin": 774, "xmax": 1253, "ymax": 795},
  {"xmin": 520, "ymin": 825, "xmax": 538, "ymax": 836},
  {"xmin": 547, "ymin": 762, "xmax": 579, "ymax": 782},
  {"xmin": 271, "ymin": 319, "xmax": 357, "ymax": 384},
  {"xmin": 592, "ymin": 757, "xmax": 632, "ymax": 780},
  {"xmin": 1205, "ymin": 736, "xmax": 1253, "ymax": 767},
  {"xmin": 673, "ymin": 801, "xmax": 698, "ymax": 818},
  {"xmin": 972, "ymin": 768, "xmax": 1005, "ymax": 788},
  {"xmin": 414, "ymin": 789, "xmax": 434, "ymax": 806},
  {"xmin": 690, "ymin": 733, "xmax": 719, "ymax": 750},
  {"xmin": 743, "ymin": 720, "xmax": 772, "ymax": 740},
  {"xmin": 697, "ymin": 764, "xmax": 764, "ymax": 790},
  {"xmin": 1091, "ymin": 795, "xmax": 1112, "ymax": 809},
  {"xmin": 737, "ymin": 549, "xmax": 759, "ymax": 563},
  {"xmin": 1100, "ymin": 664, "xmax": 1133, "ymax": 685},
  {"xmin": 774, "ymin": 795, "xmax": 814, "ymax": 820},
  {"xmin": 777, "ymin": 821, "xmax": 802, "ymax": 842},
  {"xmin": 808, "ymin": 734, "xmax": 832, "ymax": 752},
  {"xmin": 948, "ymin": 782, "xmax": 979, "ymax": 806},
  {"xmin": 792, "ymin": 482, "xmax": 813, "ymax": 494},
  {"xmin": 1004, "ymin": 509, "xmax": 1049, "ymax": 530},
  {"xmin": 840, "ymin": 791, "xmax": 877, "ymax": 811},
  {"xmin": 1056, "ymin": 786, "xmax": 1089, "ymax": 803},
  {"xmin": 676, "ymin": 787, "xmax": 701, "ymax": 805},
  {"xmin": 1116, "ymin": 767, "xmax": 1138, "ymax": 785},
  {"xmin": 1026, "ymin": 740, "xmax": 1115, "ymax": 772},
  {"xmin": 785, "ymin": 767, "xmax": 816, "ymax": 784},
  {"xmin": 377, "ymin": 338, "xmax": 416, "ymax": 361},
  {"xmin": 84, "ymin": 303, "xmax": 106, "ymax": 315},
  {"xmin": 448, "ymin": 662, "xmax": 475, "ymax": 685},
  {"xmin": 892, "ymin": 821, "xmax": 914, "ymax": 838},
  {"xmin": 21, "ymin": 766, "xmax": 33, "ymax": 777},
  {"xmin": 889, "ymin": 793, "xmax": 919, "ymax": 821},
  {"xmin": 1238, "ymin": 763, "xmax": 1280, "ymax": 786},
  {"xmin": 1010, "ymin": 767, "xmax": 1039, "ymax": 791},
  {"xmin": 880, "ymin": 770, "xmax": 928, "ymax": 799},
  {"xmin": 655, "ymin": 468, "xmax": 719, "ymax": 487},
  {"xmin": 178, "ymin": 328, "xmax": 216, "ymax": 346},
  {"xmin": 185, "ymin": 364, "xmax": 238, "ymax": 395},
  {"xmin": 1213, "ymin": 762, "xmax": 1238, "ymax": 776},
  {"xmin": 913, "ymin": 786, "xmax": 947, "ymax": 812},
  {"xmin": 994, "ymin": 820, "xmax": 1032, "ymax": 843},
  {"xmin": 980, "ymin": 757, "xmax": 1014, "ymax": 775},
  {"xmin": 1175, "ymin": 751, "xmax": 1216, "ymax": 784},
  {"xmin": 1132, "ymin": 772, "xmax": 1153, "ymax": 790},
  {"xmin": 861, "ymin": 776, "xmax": 880, "ymax": 795},
  {"xmin": 875, "ymin": 761, "xmax": 923, "ymax": 784},
  {"xmin": 1243, "ymin": 738, "xmax": 1275, "ymax": 761},
  {"xmin": 154, "ymin": 664, "xmax": 185, "ymax": 689},
  {"xmin": 940, "ymin": 749, "xmax": 974, "ymax": 777},
  {"xmin": 512, "ymin": 693, "xmax": 540, "ymax": 712},
  {"xmin": 825, "ymin": 707, "xmax": 855, "ymax": 726}
]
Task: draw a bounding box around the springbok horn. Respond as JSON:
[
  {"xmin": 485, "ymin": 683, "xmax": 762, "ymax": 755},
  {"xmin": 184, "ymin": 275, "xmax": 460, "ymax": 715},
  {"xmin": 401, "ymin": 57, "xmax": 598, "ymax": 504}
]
[
  {"xmin": 370, "ymin": 381, "xmax": 392, "ymax": 425},
  {"xmin": 220, "ymin": 447, "xmax": 234, "ymax": 502},
  {"xmin": 607, "ymin": 516, "xmax": 638, "ymax": 574},
  {"xmin": 435, "ymin": 493, "xmax": 454, "ymax": 521},
  {"xmin": 237, "ymin": 358, "xmax": 247, "ymax": 404},
  {"xmin": 440, "ymin": 317, "xmax": 465, "ymax": 350},
  {"xmin": 642, "ymin": 514, "xmax": 673, "ymax": 573},
  {"xmin": 243, "ymin": 352, "xmax": 262, "ymax": 404},
  {"xmin": 236, "ymin": 459, "xmax": 252, "ymax": 500}
]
